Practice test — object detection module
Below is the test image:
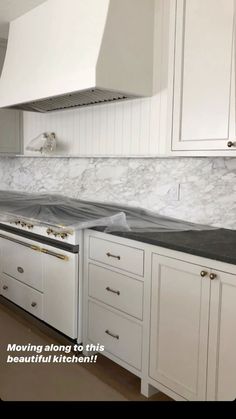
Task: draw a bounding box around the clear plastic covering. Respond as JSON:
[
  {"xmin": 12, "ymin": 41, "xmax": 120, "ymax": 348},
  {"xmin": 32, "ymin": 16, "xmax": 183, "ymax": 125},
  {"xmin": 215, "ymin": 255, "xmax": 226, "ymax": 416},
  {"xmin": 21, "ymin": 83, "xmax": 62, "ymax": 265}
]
[{"xmin": 0, "ymin": 191, "xmax": 216, "ymax": 233}]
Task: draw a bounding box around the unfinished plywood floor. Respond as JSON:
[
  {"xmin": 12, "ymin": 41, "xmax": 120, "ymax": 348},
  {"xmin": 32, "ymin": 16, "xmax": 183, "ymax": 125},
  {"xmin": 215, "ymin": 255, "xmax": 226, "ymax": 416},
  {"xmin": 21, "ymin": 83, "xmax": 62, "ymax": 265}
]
[{"xmin": 0, "ymin": 300, "xmax": 172, "ymax": 402}]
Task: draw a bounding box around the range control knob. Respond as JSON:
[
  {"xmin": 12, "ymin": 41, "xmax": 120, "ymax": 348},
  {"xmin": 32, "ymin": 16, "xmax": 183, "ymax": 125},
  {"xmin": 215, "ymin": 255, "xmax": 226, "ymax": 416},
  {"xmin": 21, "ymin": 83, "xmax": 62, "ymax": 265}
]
[
  {"xmin": 60, "ymin": 233, "xmax": 68, "ymax": 240},
  {"xmin": 46, "ymin": 228, "xmax": 53, "ymax": 236},
  {"xmin": 27, "ymin": 224, "xmax": 34, "ymax": 230}
]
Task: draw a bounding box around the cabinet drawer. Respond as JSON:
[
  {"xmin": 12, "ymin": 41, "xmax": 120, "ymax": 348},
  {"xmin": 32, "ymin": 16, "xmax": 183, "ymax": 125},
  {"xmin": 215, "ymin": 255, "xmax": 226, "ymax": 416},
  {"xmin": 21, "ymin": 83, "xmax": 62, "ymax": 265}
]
[
  {"xmin": 1, "ymin": 274, "xmax": 43, "ymax": 319},
  {"xmin": 88, "ymin": 301, "xmax": 142, "ymax": 370},
  {"xmin": 2, "ymin": 239, "xmax": 43, "ymax": 292},
  {"xmin": 89, "ymin": 236, "xmax": 144, "ymax": 277},
  {"xmin": 88, "ymin": 263, "xmax": 143, "ymax": 319}
]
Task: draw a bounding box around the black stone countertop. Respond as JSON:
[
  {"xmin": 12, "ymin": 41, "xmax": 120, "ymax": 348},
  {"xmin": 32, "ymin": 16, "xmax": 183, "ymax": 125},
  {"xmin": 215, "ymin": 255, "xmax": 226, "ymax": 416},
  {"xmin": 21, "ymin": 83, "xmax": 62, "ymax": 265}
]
[{"xmin": 94, "ymin": 228, "xmax": 236, "ymax": 266}]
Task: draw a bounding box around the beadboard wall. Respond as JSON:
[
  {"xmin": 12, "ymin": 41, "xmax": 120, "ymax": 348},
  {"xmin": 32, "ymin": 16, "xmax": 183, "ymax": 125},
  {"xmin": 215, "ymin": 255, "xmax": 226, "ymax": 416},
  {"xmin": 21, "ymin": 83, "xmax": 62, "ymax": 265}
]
[
  {"xmin": 23, "ymin": 96, "xmax": 161, "ymax": 156},
  {"xmin": 0, "ymin": 156, "xmax": 235, "ymax": 230}
]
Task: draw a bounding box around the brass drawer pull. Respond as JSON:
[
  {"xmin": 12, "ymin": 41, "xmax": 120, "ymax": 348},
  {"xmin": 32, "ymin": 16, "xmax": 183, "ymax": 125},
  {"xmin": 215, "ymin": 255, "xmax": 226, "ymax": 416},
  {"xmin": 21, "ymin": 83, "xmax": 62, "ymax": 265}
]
[
  {"xmin": 17, "ymin": 267, "xmax": 24, "ymax": 274},
  {"xmin": 3, "ymin": 285, "xmax": 8, "ymax": 291},
  {"xmin": 210, "ymin": 273, "xmax": 217, "ymax": 280},
  {"xmin": 106, "ymin": 287, "xmax": 120, "ymax": 296},
  {"xmin": 106, "ymin": 252, "xmax": 121, "ymax": 261},
  {"xmin": 105, "ymin": 330, "xmax": 119, "ymax": 340},
  {"xmin": 31, "ymin": 302, "xmax": 37, "ymax": 308}
]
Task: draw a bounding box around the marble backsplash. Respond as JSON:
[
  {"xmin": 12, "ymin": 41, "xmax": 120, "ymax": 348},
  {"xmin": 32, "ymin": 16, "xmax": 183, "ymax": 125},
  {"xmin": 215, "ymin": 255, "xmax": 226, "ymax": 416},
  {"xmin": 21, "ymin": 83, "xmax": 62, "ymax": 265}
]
[{"xmin": 0, "ymin": 157, "xmax": 235, "ymax": 229}]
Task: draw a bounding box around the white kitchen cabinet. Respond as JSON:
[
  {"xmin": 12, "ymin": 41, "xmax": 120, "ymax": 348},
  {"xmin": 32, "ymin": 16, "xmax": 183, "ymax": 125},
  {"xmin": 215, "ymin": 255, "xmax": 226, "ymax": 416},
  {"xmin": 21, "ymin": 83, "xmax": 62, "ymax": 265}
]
[
  {"xmin": 0, "ymin": 39, "xmax": 21, "ymax": 154},
  {"xmin": 171, "ymin": 0, "xmax": 235, "ymax": 152},
  {"xmin": 149, "ymin": 254, "xmax": 210, "ymax": 401},
  {"xmin": 207, "ymin": 270, "xmax": 236, "ymax": 401},
  {"xmin": 43, "ymin": 246, "xmax": 78, "ymax": 339},
  {"xmin": 83, "ymin": 230, "xmax": 148, "ymax": 381}
]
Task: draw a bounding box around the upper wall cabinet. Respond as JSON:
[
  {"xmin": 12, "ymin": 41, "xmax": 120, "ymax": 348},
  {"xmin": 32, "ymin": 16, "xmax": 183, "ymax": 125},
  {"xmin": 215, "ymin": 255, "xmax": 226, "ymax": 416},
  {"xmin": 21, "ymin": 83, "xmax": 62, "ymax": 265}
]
[
  {"xmin": 167, "ymin": 0, "xmax": 236, "ymax": 155},
  {"xmin": 0, "ymin": 39, "xmax": 21, "ymax": 155}
]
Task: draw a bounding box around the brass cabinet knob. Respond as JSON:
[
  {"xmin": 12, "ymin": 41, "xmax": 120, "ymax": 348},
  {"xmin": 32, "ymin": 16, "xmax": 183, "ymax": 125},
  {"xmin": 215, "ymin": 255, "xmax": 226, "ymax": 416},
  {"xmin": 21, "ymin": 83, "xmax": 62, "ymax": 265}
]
[
  {"xmin": 31, "ymin": 302, "xmax": 37, "ymax": 308},
  {"xmin": 3, "ymin": 285, "xmax": 8, "ymax": 290},
  {"xmin": 200, "ymin": 271, "xmax": 208, "ymax": 277},
  {"xmin": 227, "ymin": 141, "xmax": 236, "ymax": 148},
  {"xmin": 210, "ymin": 273, "xmax": 217, "ymax": 280},
  {"xmin": 17, "ymin": 267, "xmax": 24, "ymax": 274}
]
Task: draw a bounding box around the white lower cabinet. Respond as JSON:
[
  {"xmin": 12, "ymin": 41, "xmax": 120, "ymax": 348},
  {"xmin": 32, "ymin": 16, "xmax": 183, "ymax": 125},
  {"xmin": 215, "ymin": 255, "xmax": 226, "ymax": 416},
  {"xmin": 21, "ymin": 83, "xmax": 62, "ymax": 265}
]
[
  {"xmin": 207, "ymin": 270, "xmax": 236, "ymax": 401},
  {"xmin": 149, "ymin": 254, "xmax": 210, "ymax": 401},
  {"xmin": 83, "ymin": 230, "xmax": 236, "ymax": 401},
  {"xmin": 149, "ymin": 252, "xmax": 236, "ymax": 401},
  {"xmin": 83, "ymin": 230, "xmax": 146, "ymax": 379}
]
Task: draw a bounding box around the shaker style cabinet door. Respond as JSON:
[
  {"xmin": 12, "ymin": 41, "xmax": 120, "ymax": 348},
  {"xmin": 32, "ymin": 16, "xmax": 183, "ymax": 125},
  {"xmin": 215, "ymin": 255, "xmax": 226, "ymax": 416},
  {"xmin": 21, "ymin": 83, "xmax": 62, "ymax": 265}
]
[
  {"xmin": 207, "ymin": 270, "xmax": 236, "ymax": 401},
  {"xmin": 43, "ymin": 248, "xmax": 78, "ymax": 339},
  {"xmin": 149, "ymin": 254, "xmax": 210, "ymax": 401},
  {"xmin": 171, "ymin": 0, "xmax": 235, "ymax": 151},
  {"xmin": 0, "ymin": 40, "xmax": 21, "ymax": 154}
]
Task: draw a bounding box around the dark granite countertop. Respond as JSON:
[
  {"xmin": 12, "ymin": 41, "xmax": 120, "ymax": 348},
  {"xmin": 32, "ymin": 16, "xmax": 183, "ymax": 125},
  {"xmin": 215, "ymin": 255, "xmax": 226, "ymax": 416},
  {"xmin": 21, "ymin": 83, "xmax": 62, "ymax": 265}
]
[{"xmin": 94, "ymin": 228, "xmax": 236, "ymax": 266}]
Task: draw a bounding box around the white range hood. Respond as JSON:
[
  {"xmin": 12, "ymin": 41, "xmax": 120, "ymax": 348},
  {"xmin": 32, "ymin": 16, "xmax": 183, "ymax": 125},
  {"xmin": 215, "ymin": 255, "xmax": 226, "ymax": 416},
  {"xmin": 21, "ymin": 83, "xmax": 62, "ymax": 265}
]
[{"xmin": 0, "ymin": 0, "xmax": 155, "ymax": 113}]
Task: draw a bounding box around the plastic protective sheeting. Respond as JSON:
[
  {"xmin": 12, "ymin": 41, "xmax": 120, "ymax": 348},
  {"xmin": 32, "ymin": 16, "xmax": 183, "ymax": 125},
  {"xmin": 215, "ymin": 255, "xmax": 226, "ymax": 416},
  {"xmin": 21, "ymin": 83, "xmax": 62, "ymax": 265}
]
[{"xmin": 0, "ymin": 191, "xmax": 216, "ymax": 233}]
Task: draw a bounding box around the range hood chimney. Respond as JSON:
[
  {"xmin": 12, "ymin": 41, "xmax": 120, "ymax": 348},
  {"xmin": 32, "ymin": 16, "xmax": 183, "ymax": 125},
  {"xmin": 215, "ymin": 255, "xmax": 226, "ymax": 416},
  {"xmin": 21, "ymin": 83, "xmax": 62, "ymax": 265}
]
[{"xmin": 0, "ymin": 0, "xmax": 155, "ymax": 113}]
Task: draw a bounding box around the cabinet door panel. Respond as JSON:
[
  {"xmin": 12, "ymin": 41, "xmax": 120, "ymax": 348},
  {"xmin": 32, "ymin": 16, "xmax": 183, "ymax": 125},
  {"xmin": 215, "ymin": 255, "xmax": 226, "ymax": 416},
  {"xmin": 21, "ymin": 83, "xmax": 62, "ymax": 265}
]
[
  {"xmin": 172, "ymin": 0, "xmax": 235, "ymax": 150},
  {"xmin": 43, "ymin": 249, "xmax": 78, "ymax": 339},
  {"xmin": 149, "ymin": 254, "xmax": 210, "ymax": 400},
  {"xmin": 208, "ymin": 271, "xmax": 236, "ymax": 401}
]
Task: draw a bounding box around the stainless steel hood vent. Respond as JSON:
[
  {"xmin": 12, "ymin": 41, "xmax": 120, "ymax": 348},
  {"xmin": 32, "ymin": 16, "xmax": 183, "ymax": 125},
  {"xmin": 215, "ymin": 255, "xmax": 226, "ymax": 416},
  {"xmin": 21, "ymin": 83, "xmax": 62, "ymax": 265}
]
[
  {"xmin": 0, "ymin": 0, "xmax": 154, "ymax": 113},
  {"xmin": 9, "ymin": 89, "xmax": 136, "ymax": 113}
]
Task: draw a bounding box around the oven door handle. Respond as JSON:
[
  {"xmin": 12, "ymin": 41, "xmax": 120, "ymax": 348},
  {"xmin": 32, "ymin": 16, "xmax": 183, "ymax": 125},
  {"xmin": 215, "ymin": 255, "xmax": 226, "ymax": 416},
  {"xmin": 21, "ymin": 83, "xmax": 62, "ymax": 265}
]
[
  {"xmin": 41, "ymin": 248, "xmax": 69, "ymax": 261},
  {"xmin": 0, "ymin": 233, "xmax": 41, "ymax": 252}
]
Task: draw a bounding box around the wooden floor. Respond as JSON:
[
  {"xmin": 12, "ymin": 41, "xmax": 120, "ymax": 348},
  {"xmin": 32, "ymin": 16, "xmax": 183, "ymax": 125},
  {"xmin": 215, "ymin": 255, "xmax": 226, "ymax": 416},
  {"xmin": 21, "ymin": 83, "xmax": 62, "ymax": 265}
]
[{"xmin": 0, "ymin": 298, "xmax": 172, "ymax": 402}]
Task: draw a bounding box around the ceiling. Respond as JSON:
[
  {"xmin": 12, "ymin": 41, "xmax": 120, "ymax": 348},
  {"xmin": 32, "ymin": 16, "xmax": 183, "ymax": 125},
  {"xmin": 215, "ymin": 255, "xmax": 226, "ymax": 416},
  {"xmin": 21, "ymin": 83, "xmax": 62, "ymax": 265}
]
[{"xmin": 0, "ymin": 0, "xmax": 47, "ymax": 38}]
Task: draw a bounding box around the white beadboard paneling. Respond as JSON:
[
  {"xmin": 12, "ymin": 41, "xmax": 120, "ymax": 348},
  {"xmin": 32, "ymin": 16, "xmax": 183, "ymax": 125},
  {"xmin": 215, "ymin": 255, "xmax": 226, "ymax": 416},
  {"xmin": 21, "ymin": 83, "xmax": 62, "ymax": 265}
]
[{"xmin": 23, "ymin": 95, "xmax": 162, "ymax": 157}]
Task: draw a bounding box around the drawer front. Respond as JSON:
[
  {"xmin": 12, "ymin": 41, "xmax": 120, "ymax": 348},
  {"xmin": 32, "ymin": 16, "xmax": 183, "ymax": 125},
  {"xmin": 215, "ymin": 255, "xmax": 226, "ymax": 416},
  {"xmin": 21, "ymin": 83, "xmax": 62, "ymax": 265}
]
[
  {"xmin": 89, "ymin": 236, "xmax": 144, "ymax": 277},
  {"xmin": 88, "ymin": 263, "xmax": 143, "ymax": 319},
  {"xmin": 1, "ymin": 274, "xmax": 43, "ymax": 319},
  {"xmin": 88, "ymin": 301, "xmax": 142, "ymax": 370},
  {"xmin": 2, "ymin": 239, "xmax": 43, "ymax": 292}
]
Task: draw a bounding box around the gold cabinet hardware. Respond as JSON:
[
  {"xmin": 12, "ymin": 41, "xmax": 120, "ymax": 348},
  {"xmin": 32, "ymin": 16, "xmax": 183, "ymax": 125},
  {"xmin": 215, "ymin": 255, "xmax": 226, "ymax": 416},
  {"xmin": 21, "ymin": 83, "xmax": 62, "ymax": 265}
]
[
  {"xmin": 3, "ymin": 285, "xmax": 8, "ymax": 291},
  {"xmin": 17, "ymin": 267, "xmax": 24, "ymax": 274},
  {"xmin": 30, "ymin": 245, "xmax": 41, "ymax": 252},
  {"xmin": 105, "ymin": 330, "xmax": 119, "ymax": 340},
  {"xmin": 210, "ymin": 273, "xmax": 217, "ymax": 280},
  {"xmin": 200, "ymin": 271, "xmax": 208, "ymax": 277},
  {"xmin": 227, "ymin": 141, "xmax": 236, "ymax": 148},
  {"xmin": 31, "ymin": 302, "xmax": 37, "ymax": 308}
]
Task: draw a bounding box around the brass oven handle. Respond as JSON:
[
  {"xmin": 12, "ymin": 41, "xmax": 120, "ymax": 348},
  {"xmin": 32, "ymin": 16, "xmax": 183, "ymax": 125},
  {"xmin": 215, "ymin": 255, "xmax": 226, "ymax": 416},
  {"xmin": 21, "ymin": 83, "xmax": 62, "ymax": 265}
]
[
  {"xmin": 106, "ymin": 252, "xmax": 121, "ymax": 261},
  {"xmin": 0, "ymin": 233, "xmax": 41, "ymax": 252},
  {"xmin": 106, "ymin": 287, "xmax": 120, "ymax": 296},
  {"xmin": 41, "ymin": 248, "xmax": 69, "ymax": 261},
  {"xmin": 105, "ymin": 330, "xmax": 119, "ymax": 340}
]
